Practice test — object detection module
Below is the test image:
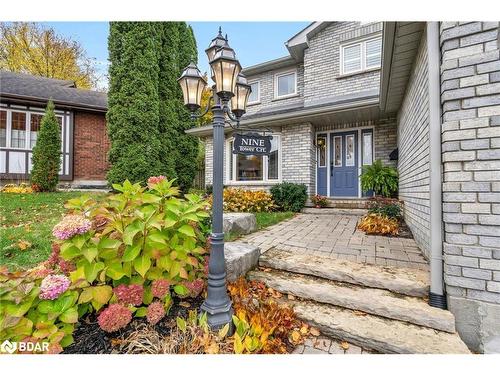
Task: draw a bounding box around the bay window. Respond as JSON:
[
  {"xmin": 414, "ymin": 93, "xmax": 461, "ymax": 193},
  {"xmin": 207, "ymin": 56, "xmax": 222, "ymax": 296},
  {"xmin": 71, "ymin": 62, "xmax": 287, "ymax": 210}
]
[{"xmin": 227, "ymin": 135, "xmax": 281, "ymax": 183}]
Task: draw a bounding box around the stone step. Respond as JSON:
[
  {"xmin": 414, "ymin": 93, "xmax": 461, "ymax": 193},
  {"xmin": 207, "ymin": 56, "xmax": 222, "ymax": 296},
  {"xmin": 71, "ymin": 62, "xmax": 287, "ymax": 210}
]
[
  {"xmin": 248, "ymin": 269, "xmax": 455, "ymax": 333},
  {"xmin": 290, "ymin": 299, "xmax": 470, "ymax": 354},
  {"xmin": 301, "ymin": 207, "xmax": 367, "ymax": 215},
  {"xmin": 260, "ymin": 248, "xmax": 429, "ymax": 297}
]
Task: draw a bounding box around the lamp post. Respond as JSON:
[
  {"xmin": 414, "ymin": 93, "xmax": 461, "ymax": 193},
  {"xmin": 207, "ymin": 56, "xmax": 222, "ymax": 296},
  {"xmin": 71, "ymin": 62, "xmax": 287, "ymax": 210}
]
[{"xmin": 178, "ymin": 29, "xmax": 251, "ymax": 330}]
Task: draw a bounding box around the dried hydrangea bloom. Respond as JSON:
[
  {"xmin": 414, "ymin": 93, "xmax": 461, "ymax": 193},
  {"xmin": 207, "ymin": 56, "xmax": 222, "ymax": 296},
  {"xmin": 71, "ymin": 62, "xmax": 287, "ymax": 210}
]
[
  {"xmin": 146, "ymin": 301, "xmax": 165, "ymax": 325},
  {"xmin": 39, "ymin": 274, "xmax": 71, "ymax": 300},
  {"xmin": 52, "ymin": 215, "xmax": 92, "ymax": 240},
  {"xmin": 113, "ymin": 284, "xmax": 144, "ymax": 306},
  {"xmin": 43, "ymin": 243, "xmax": 75, "ymax": 275},
  {"xmin": 183, "ymin": 279, "xmax": 205, "ymax": 298},
  {"xmin": 97, "ymin": 304, "xmax": 132, "ymax": 333},
  {"xmin": 147, "ymin": 175, "xmax": 167, "ymax": 185},
  {"xmin": 151, "ymin": 279, "xmax": 170, "ymax": 298}
]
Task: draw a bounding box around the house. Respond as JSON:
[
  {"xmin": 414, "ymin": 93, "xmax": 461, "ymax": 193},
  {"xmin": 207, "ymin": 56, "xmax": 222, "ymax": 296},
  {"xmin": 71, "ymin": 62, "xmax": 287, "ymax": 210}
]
[
  {"xmin": 0, "ymin": 70, "xmax": 109, "ymax": 188},
  {"xmin": 187, "ymin": 21, "xmax": 500, "ymax": 353}
]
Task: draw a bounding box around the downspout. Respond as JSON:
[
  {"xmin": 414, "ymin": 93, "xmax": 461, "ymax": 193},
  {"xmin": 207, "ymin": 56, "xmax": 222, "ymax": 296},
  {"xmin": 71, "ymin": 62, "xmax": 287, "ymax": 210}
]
[{"xmin": 427, "ymin": 22, "xmax": 447, "ymax": 309}]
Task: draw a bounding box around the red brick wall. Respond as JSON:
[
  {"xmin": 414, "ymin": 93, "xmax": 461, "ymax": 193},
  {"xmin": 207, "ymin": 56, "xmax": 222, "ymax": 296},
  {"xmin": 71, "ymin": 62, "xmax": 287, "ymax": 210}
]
[{"xmin": 73, "ymin": 111, "xmax": 110, "ymax": 181}]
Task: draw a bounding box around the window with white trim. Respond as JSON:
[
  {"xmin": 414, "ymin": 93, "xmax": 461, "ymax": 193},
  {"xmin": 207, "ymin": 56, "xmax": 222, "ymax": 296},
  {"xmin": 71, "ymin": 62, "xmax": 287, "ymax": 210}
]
[
  {"xmin": 341, "ymin": 36, "xmax": 382, "ymax": 75},
  {"xmin": 0, "ymin": 110, "xmax": 7, "ymax": 147},
  {"xmin": 275, "ymin": 70, "xmax": 297, "ymax": 98},
  {"xmin": 248, "ymin": 81, "xmax": 260, "ymax": 104},
  {"xmin": 227, "ymin": 135, "xmax": 281, "ymax": 182}
]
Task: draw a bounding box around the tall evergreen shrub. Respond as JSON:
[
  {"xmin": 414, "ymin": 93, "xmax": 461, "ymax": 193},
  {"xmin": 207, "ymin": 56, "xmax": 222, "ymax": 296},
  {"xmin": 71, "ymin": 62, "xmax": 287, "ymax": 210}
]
[{"xmin": 30, "ymin": 100, "xmax": 61, "ymax": 191}]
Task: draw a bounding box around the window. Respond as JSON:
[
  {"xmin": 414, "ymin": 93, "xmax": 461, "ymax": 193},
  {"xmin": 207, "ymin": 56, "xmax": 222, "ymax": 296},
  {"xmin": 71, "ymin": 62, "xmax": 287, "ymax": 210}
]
[
  {"xmin": 11, "ymin": 112, "xmax": 26, "ymax": 148},
  {"xmin": 248, "ymin": 81, "xmax": 260, "ymax": 104},
  {"xmin": 0, "ymin": 110, "xmax": 6, "ymax": 147},
  {"xmin": 227, "ymin": 135, "xmax": 281, "ymax": 183},
  {"xmin": 275, "ymin": 71, "xmax": 296, "ymax": 98},
  {"xmin": 333, "ymin": 136, "xmax": 342, "ymax": 167},
  {"xmin": 362, "ymin": 132, "xmax": 373, "ymax": 165},
  {"xmin": 30, "ymin": 113, "xmax": 43, "ymax": 149},
  {"xmin": 317, "ymin": 134, "xmax": 326, "ymax": 167},
  {"xmin": 341, "ymin": 36, "xmax": 382, "ymax": 75}
]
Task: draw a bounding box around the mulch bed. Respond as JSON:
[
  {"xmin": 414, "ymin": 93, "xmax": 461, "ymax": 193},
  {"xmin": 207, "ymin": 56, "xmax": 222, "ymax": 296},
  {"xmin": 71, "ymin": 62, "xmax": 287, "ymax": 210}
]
[
  {"xmin": 63, "ymin": 295, "xmax": 204, "ymax": 354},
  {"xmin": 396, "ymin": 220, "xmax": 413, "ymax": 239}
]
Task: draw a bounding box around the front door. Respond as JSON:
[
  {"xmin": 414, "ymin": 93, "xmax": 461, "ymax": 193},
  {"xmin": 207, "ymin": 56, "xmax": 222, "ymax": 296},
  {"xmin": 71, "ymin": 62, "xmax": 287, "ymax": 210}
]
[{"xmin": 330, "ymin": 131, "xmax": 358, "ymax": 197}]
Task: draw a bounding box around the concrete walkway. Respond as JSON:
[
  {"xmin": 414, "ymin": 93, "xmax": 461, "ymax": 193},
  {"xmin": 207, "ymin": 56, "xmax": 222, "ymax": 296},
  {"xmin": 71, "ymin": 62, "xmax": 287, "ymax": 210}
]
[{"xmin": 240, "ymin": 212, "xmax": 429, "ymax": 271}]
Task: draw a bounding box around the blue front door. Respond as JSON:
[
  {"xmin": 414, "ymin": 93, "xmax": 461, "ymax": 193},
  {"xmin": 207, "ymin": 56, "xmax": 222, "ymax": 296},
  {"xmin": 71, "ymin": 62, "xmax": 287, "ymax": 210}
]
[{"xmin": 330, "ymin": 131, "xmax": 358, "ymax": 197}]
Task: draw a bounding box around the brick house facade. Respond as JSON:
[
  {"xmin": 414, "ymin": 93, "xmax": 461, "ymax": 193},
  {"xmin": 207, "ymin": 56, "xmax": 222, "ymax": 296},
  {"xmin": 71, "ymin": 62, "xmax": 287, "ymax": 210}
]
[
  {"xmin": 0, "ymin": 71, "xmax": 109, "ymax": 187},
  {"xmin": 188, "ymin": 21, "xmax": 500, "ymax": 353}
]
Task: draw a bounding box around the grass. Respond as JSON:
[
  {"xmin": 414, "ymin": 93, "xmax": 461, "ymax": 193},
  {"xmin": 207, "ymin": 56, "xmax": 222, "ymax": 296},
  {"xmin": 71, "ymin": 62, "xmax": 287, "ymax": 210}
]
[
  {"xmin": 0, "ymin": 191, "xmax": 106, "ymax": 270},
  {"xmin": 225, "ymin": 211, "xmax": 295, "ymax": 242}
]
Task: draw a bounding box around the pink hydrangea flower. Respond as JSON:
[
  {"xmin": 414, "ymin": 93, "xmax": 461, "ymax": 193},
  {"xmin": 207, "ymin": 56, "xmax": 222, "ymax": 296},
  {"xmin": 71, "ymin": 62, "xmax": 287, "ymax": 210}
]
[
  {"xmin": 146, "ymin": 301, "xmax": 165, "ymax": 325},
  {"xmin": 113, "ymin": 284, "xmax": 144, "ymax": 306},
  {"xmin": 98, "ymin": 304, "xmax": 132, "ymax": 333},
  {"xmin": 183, "ymin": 279, "xmax": 205, "ymax": 298},
  {"xmin": 52, "ymin": 215, "xmax": 91, "ymax": 240},
  {"xmin": 147, "ymin": 175, "xmax": 167, "ymax": 185},
  {"xmin": 151, "ymin": 279, "xmax": 170, "ymax": 298},
  {"xmin": 39, "ymin": 274, "xmax": 71, "ymax": 300}
]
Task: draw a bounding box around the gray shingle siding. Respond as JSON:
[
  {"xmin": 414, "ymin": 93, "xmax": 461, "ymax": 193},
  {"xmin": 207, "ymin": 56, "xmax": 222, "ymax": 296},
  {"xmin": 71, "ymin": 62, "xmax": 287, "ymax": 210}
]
[{"xmin": 397, "ymin": 32, "xmax": 431, "ymax": 259}]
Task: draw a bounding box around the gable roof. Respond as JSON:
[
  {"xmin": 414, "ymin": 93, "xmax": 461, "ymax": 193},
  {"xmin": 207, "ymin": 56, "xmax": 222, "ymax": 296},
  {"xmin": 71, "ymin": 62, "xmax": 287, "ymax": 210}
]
[
  {"xmin": 285, "ymin": 22, "xmax": 334, "ymax": 61},
  {"xmin": 0, "ymin": 70, "xmax": 107, "ymax": 112}
]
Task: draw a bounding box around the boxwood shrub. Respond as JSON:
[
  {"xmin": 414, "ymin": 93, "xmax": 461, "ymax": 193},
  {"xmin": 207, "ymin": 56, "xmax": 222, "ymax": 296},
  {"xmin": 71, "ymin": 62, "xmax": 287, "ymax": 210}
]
[{"xmin": 270, "ymin": 182, "xmax": 308, "ymax": 212}]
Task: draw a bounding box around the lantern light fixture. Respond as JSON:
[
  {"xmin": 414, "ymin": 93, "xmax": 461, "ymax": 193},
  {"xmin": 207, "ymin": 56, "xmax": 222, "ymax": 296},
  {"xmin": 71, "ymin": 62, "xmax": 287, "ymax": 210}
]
[
  {"xmin": 177, "ymin": 62, "xmax": 207, "ymax": 112},
  {"xmin": 230, "ymin": 73, "xmax": 251, "ymax": 119}
]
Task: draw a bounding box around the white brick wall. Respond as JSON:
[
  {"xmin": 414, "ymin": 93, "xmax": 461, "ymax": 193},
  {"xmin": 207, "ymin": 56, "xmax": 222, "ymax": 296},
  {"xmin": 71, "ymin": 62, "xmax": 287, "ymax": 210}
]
[{"xmin": 397, "ymin": 32, "xmax": 431, "ymax": 259}]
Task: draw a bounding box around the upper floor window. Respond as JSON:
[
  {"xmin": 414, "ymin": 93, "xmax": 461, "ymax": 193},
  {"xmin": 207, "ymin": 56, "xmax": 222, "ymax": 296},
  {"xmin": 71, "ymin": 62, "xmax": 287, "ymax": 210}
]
[
  {"xmin": 341, "ymin": 36, "xmax": 382, "ymax": 75},
  {"xmin": 274, "ymin": 70, "xmax": 297, "ymax": 98},
  {"xmin": 248, "ymin": 81, "xmax": 260, "ymax": 104}
]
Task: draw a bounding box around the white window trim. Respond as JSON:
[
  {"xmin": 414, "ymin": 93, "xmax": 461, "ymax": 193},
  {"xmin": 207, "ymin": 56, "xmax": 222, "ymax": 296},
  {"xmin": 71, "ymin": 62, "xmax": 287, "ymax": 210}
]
[
  {"xmin": 340, "ymin": 34, "xmax": 382, "ymax": 76},
  {"xmin": 274, "ymin": 69, "xmax": 297, "ymax": 99},
  {"xmin": 225, "ymin": 135, "xmax": 282, "ymax": 185},
  {"xmin": 247, "ymin": 80, "xmax": 261, "ymax": 105}
]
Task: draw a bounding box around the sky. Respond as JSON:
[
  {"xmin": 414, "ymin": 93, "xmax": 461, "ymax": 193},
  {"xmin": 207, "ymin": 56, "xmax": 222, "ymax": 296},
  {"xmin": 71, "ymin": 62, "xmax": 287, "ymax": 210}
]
[{"xmin": 41, "ymin": 22, "xmax": 310, "ymax": 89}]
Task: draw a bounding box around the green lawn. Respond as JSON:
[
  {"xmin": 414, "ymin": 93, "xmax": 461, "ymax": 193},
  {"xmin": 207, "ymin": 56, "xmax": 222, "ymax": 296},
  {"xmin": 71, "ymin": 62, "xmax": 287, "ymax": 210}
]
[
  {"xmin": 225, "ymin": 211, "xmax": 295, "ymax": 242},
  {"xmin": 0, "ymin": 191, "xmax": 105, "ymax": 270}
]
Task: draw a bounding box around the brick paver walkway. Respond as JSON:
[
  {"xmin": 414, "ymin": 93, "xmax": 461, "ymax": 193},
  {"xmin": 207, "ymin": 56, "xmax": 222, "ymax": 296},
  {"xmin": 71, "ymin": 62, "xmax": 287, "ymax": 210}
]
[
  {"xmin": 241, "ymin": 213, "xmax": 429, "ymax": 271},
  {"xmin": 293, "ymin": 335, "xmax": 375, "ymax": 354}
]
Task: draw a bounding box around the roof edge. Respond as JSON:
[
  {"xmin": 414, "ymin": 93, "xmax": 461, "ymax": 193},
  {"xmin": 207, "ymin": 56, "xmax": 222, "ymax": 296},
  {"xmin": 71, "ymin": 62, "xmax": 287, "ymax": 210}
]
[
  {"xmin": 1, "ymin": 93, "xmax": 107, "ymax": 113},
  {"xmin": 379, "ymin": 22, "xmax": 397, "ymax": 112},
  {"xmin": 242, "ymin": 56, "xmax": 297, "ymax": 76}
]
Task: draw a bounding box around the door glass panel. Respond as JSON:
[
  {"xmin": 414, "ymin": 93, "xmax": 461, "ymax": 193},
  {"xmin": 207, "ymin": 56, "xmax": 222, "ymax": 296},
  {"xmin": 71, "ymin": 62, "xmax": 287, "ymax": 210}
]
[
  {"xmin": 333, "ymin": 136, "xmax": 342, "ymax": 167},
  {"xmin": 362, "ymin": 132, "xmax": 373, "ymax": 165},
  {"xmin": 345, "ymin": 134, "xmax": 355, "ymax": 166},
  {"xmin": 317, "ymin": 135, "xmax": 326, "ymax": 167}
]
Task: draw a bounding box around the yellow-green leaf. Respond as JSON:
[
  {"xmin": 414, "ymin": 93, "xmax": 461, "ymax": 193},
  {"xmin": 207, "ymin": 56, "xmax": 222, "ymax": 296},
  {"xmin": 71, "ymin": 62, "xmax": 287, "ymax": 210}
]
[
  {"xmin": 178, "ymin": 224, "xmax": 195, "ymax": 237},
  {"xmin": 134, "ymin": 255, "xmax": 151, "ymax": 278}
]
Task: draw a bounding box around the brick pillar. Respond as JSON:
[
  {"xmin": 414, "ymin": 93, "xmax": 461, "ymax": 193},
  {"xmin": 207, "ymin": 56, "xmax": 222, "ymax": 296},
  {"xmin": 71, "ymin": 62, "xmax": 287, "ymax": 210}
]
[{"xmin": 440, "ymin": 21, "xmax": 500, "ymax": 353}]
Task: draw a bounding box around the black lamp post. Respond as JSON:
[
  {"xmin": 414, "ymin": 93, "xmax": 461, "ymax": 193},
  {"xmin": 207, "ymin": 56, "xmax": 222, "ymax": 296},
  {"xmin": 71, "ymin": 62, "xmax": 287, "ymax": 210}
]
[{"xmin": 178, "ymin": 29, "xmax": 251, "ymax": 330}]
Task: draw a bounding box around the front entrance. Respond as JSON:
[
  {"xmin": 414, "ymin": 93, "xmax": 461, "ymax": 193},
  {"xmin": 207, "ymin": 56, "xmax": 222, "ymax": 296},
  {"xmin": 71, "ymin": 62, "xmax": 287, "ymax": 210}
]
[{"xmin": 330, "ymin": 131, "xmax": 358, "ymax": 197}]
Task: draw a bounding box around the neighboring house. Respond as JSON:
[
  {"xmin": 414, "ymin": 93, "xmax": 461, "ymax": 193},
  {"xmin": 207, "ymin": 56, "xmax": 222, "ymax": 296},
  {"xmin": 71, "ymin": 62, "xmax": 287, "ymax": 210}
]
[
  {"xmin": 0, "ymin": 71, "xmax": 109, "ymax": 188},
  {"xmin": 187, "ymin": 21, "xmax": 500, "ymax": 353}
]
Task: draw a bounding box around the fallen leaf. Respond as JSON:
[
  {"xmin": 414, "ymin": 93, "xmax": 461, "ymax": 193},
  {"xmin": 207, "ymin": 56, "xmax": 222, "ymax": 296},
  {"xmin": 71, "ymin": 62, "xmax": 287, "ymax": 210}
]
[
  {"xmin": 353, "ymin": 310, "xmax": 367, "ymax": 316},
  {"xmin": 300, "ymin": 324, "xmax": 309, "ymax": 335},
  {"xmin": 289, "ymin": 330, "xmax": 302, "ymax": 345},
  {"xmin": 287, "ymin": 294, "xmax": 296, "ymax": 300},
  {"xmin": 179, "ymin": 301, "xmax": 191, "ymax": 308},
  {"xmin": 340, "ymin": 341, "xmax": 350, "ymax": 350},
  {"xmin": 310, "ymin": 327, "xmax": 321, "ymax": 337},
  {"xmin": 17, "ymin": 240, "xmax": 32, "ymax": 251},
  {"xmin": 206, "ymin": 342, "xmax": 219, "ymax": 354}
]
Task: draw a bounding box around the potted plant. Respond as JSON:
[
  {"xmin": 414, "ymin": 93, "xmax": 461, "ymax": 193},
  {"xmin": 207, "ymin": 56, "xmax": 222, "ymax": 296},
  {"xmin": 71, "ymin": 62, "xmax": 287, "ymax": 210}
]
[
  {"xmin": 360, "ymin": 160, "xmax": 398, "ymax": 197},
  {"xmin": 311, "ymin": 194, "xmax": 328, "ymax": 208}
]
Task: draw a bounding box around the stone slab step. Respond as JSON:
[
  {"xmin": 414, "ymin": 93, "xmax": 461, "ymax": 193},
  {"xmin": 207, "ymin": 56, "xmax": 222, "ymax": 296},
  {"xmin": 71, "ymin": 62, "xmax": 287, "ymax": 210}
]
[
  {"xmin": 290, "ymin": 299, "xmax": 470, "ymax": 354},
  {"xmin": 248, "ymin": 269, "xmax": 455, "ymax": 333},
  {"xmin": 260, "ymin": 248, "xmax": 429, "ymax": 297}
]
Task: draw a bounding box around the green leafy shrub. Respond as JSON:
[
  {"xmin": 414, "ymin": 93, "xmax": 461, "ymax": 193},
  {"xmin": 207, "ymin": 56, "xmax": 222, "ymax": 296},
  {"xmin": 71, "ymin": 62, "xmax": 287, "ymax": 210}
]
[
  {"xmin": 368, "ymin": 197, "xmax": 402, "ymax": 219},
  {"xmin": 30, "ymin": 100, "xmax": 61, "ymax": 192},
  {"xmin": 0, "ymin": 178, "xmax": 210, "ymax": 352},
  {"xmin": 270, "ymin": 183, "xmax": 308, "ymax": 212},
  {"xmin": 360, "ymin": 160, "xmax": 398, "ymax": 197}
]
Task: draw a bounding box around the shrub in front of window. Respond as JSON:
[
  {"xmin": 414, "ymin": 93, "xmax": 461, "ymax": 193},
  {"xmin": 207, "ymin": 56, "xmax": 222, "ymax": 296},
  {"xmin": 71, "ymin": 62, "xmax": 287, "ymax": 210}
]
[
  {"xmin": 360, "ymin": 159, "xmax": 398, "ymax": 198},
  {"xmin": 209, "ymin": 188, "xmax": 276, "ymax": 213},
  {"xmin": 30, "ymin": 100, "xmax": 61, "ymax": 192},
  {"xmin": 270, "ymin": 182, "xmax": 308, "ymax": 212}
]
